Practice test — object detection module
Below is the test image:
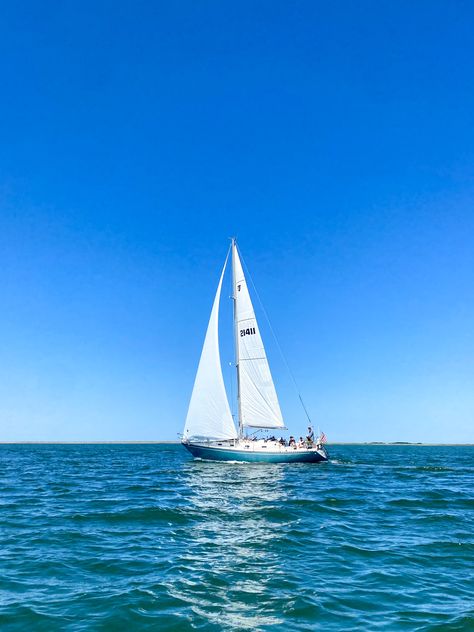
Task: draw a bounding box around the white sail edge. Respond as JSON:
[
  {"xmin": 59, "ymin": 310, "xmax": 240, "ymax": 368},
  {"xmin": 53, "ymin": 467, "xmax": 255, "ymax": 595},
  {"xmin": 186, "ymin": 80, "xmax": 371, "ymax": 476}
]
[{"xmin": 183, "ymin": 252, "xmax": 237, "ymax": 441}]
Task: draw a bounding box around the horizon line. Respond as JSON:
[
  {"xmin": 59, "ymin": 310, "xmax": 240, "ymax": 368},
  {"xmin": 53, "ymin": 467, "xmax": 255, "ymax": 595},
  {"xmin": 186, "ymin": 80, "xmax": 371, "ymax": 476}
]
[{"xmin": 0, "ymin": 441, "xmax": 472, "ymax": 446}]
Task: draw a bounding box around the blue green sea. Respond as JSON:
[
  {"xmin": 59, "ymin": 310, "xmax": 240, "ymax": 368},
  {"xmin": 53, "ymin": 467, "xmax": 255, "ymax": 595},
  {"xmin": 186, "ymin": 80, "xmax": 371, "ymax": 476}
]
[{"xmin": 1, "ymin": 444, "xmax": 473, "ymax": 630}]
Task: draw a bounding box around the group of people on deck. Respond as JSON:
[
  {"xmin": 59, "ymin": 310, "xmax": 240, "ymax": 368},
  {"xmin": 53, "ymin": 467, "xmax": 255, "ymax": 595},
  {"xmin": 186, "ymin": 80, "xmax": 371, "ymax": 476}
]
[{"xmin": 263, "ymin": 426, "xmax": 317, "ymax": 449}]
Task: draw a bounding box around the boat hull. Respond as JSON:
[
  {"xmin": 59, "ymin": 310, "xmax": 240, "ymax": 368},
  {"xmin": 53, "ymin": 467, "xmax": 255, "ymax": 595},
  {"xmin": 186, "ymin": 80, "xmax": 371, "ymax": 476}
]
[{"xmin": 183, "ymin": 442, "xmax": 328, "ymax": 463}]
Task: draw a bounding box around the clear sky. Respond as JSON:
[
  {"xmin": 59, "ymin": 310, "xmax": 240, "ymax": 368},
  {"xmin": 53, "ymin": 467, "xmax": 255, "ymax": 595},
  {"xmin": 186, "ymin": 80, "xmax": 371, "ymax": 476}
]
[{"xmin": 1, "ymin": 1, "xmax": 473, "ymax": 442}]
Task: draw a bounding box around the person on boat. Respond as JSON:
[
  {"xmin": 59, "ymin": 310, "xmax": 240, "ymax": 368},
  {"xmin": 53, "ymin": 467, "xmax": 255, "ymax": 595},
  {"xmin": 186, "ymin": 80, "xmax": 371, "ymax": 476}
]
[
  {"xmin": 279, "ymin": 437, "xmax": 286, "ymax": 446},
  {"xmin": 289, "ymin": 436, "xmax": 296, "ymax": 446},
  {"xmin": 306, "ymin": 426, "xmax": 314, "ymax": 444},
  {"xmin": 298, "ymin": 436, "xmax": 304, "ymax": 448}
]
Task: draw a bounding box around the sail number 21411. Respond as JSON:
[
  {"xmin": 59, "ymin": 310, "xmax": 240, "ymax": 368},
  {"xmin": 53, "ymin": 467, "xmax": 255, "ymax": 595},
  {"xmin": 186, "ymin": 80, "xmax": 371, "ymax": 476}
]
[{"xmin": 240, "ymin": 327, "xmax": 256, "ymax": 336}]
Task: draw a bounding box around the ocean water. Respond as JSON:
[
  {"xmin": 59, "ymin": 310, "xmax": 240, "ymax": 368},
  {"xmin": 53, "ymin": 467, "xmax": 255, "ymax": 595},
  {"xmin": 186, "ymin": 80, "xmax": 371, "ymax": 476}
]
[{"xmin": 0, "ymin": 444, "xmax": 473, "ymax": 631}]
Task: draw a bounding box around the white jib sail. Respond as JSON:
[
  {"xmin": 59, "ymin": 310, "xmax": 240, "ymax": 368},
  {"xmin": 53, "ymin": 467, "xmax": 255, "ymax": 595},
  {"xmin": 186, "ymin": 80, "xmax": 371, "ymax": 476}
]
[
  {"xmin": 233, "ymin": 244, "xmax": 284, "ymax": 429},
  {"xmin": 184, "ymin": 255, "xmax": 237, "ymax": 441}
]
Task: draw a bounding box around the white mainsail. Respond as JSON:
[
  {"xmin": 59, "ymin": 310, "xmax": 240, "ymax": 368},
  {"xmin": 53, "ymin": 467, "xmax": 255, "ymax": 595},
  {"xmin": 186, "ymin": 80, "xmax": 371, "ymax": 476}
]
[
  {"xmin": 233, "ymin": 243, "xmax": 284, "ymax": 429},
  {"xmin": 183, "ymin": 256, "xmax": 237, "ymax": 441}
]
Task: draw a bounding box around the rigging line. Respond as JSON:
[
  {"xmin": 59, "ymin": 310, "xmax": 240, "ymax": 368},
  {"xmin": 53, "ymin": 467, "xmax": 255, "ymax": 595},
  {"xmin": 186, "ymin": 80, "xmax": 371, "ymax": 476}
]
[{"xmin": 237, "ymin": 244, "xmax": 314, "ymax": 426}]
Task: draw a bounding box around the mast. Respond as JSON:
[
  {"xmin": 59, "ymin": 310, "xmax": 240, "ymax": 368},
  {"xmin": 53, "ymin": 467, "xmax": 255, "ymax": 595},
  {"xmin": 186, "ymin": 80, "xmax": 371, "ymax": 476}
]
[{"xmin": 231, "ymin": 238, "xmax": 243, "ymax": 439}]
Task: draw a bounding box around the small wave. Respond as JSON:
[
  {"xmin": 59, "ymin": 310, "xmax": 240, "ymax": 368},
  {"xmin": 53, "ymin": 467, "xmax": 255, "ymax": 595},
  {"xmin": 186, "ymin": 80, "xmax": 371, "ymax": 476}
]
[{"xmin": 69, "ymin": 506, "xmax": 192, "ymax": 525}]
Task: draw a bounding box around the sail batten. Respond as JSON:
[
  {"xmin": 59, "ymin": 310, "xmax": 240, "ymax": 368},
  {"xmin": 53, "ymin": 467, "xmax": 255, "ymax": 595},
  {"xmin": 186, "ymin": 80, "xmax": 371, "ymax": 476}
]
[
  {"xmin": 183, "ymin": 256, "xmax": 237, "ymax": 441},
  {"xmin": 233, "ymin": 244, "xmax": 284, "ymax": 430}
]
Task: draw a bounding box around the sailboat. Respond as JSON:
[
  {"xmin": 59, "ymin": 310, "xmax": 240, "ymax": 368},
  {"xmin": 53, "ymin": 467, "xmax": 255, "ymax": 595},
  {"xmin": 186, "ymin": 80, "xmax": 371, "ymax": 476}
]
[{"xmin": 182, "ymin": 239, "xmax": 328, "ymax": 463}]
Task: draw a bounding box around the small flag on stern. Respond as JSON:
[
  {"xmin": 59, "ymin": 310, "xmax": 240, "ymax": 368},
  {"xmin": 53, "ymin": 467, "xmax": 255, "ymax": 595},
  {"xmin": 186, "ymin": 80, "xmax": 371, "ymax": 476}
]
[{"xmin": 319, "ymin": 432, "xmax": 327, "ymax": 444}]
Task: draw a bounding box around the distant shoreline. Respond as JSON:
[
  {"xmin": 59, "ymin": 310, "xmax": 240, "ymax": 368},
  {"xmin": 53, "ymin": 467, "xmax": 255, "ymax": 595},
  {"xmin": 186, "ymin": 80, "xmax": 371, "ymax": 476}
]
[{"xmin": 0, "ymin": 441, "xmax": 472, "ymax": 446}]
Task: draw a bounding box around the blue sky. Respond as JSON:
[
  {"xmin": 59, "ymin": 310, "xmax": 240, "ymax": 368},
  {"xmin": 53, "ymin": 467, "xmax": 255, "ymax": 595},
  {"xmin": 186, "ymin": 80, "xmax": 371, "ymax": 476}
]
[{"xmin": 1, "ymin": 1, "xmax": 473, "ymax": 442}]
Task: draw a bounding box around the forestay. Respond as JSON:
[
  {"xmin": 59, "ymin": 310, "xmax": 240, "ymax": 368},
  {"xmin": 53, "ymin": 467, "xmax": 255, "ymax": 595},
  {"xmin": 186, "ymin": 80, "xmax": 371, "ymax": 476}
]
[
  {"xmin": 233, "ymin": 245, "xmax": 284, "ymax": 429},
  {"xmin": 183, "ymin": 257, "xmax": 237, "ymax": 441}
]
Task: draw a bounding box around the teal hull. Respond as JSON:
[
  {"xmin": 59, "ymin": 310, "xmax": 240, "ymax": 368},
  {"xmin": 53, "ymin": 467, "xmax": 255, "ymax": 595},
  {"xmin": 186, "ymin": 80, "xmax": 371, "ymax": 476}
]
[{"xmin": 183, "ymin": 443, "xmax": 328, "ymax": 463}]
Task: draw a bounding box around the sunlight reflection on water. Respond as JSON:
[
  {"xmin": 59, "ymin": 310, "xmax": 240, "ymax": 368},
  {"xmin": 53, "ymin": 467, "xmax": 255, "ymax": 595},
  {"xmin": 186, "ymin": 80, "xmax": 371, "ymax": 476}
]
[{"xmin": 166, "ymin": 461, "xmax": 288, "ymax": 630}]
